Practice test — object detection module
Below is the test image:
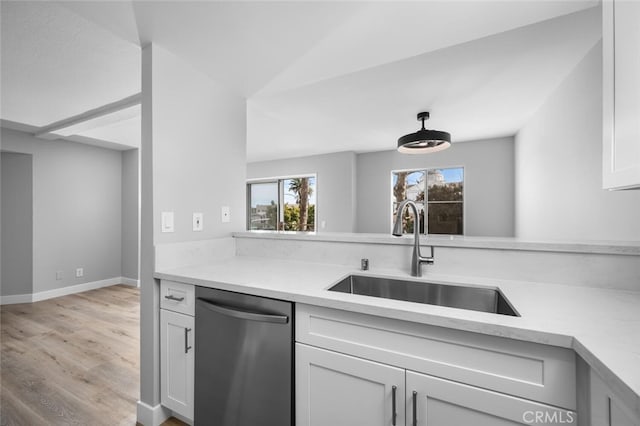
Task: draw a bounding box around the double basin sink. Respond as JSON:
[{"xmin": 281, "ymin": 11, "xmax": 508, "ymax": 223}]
[{"xmin": 328, "ymin": 274, "xmax": 519, "ymax": 317}]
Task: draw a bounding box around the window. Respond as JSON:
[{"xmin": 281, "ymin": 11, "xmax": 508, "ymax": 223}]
[
  {"xmin": 392, "ymin": 167, "xmax": 464, "ymax": 235},
  {"xmin": 247, "ymin": 176, "xmax": 316, "ymax": 232}
]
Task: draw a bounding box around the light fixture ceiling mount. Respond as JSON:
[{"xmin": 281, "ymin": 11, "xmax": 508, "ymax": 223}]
[{"xmin": 397, "ymin": 111, "xmax": 451, "ymax": 154}]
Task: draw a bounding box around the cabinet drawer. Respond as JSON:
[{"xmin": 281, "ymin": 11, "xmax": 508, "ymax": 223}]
[
  {"xmin": 296, "ymin": 304, "xmax": 576, "ymax": 410},
  {"xmin": 160, "ymin": 280, "xmax": 195, "ymax": 316}
]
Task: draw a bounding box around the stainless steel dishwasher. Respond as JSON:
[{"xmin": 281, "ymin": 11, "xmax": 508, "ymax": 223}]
[{"xmin": 194, "ymin": 286, "xmax": 293, "ymax": 426}]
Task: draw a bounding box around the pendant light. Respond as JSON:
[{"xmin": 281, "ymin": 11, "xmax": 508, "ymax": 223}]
[{"xmin": 397, "ymin": 112, "xmax": 451, "ymax": 154}]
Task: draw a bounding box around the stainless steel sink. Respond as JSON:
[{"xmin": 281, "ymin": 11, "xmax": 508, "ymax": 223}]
[{"xmin": 328, "ymin": 275, "xmax": 519, "ymax": 317}]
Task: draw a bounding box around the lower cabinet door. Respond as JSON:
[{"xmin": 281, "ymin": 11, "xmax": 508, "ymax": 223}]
[
  {"xmin": 296, "ymin": 343, "xmax": 405, "ymax": 426},
  {"xmin": 591, "ymin": 370, "xmax": 640, "ymax": 426},
  {"xmin": 160, "ymin": 309, "xmax": 194, "ymax": 421},
  {"xmin": 406, "ymin": 371, "xmax": 577, "ymax": 426}
]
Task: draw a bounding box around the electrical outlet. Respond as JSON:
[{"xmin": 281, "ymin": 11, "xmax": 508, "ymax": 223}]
[
  {"xmin": 193, "ymin": 212, "xmax": 204, "ymax": 231},
  {"xmin": 56, "ymin": 271, "xmax": 63, "ymax": 280},
  {"xmin": 76, "ymin": 268, "xmax": 84, "ymax": 278},
  {"xmin": 221, "ymin": 206, "xmax": 231, "ymax": 223}
]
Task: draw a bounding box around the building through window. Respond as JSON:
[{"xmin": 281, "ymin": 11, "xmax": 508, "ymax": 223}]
[{"xmin": 392, "ymin": 167, "xmax": 464, "ymax": 235}]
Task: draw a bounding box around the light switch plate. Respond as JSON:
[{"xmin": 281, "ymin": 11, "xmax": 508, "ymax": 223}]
[
  {"xmin": 193, "ymin": 212, "xmax": 204, "ymax": 231},
  {"xmin": 221, "ymin": 206, "xmax": 231, "ymax": 223},
  {"xmin": 161, "ymin": 211, "xmax": 174, "ymax": 233}
]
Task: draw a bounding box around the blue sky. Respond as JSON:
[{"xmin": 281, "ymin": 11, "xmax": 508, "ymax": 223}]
[
  {"xmin": 441, "ymin": 168, "xmax": 463, "ymax": 183},
  {"xmin": 250, "ymin": 182, "xmax": 278, "ymax": 207},
  {"xmin": 393, "ymin": 167, "xmax": 463, "ymax": 186}
]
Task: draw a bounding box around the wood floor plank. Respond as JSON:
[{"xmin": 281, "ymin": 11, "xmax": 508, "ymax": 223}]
[
  {"xmin": 161, "ymin": 419, "xmax": 188, "ymax": 425},
  {"xmin": 2, "ymin": 344, "xmax": 98, "ymax": 402},
  {"xmin": 1, "ymin": 284, "xmax": 141, "ymax": 425},
  {"xmin": 0, "ymin": 364, "xmax": 99, "ymax": 426},
  {"xmin": 0, "ymin": 385, "xmax": 51, "ymax": 426},
  {"xmin": 0, "ymin": 310, "xmax": 59, "ymax": 339}
]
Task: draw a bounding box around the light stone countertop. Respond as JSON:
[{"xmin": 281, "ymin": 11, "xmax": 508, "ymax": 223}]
[{"xmin": 155, "ymin": 255, "xmax": 640, "ymax": 416}]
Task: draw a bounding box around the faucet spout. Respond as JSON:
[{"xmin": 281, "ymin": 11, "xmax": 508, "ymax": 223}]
[{"xmin": 392, "ymin": 200, "xmax": 434, "ymax": 277}]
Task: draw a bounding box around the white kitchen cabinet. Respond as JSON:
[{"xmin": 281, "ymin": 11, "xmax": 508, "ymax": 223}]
[
  {"xmin": 591, "ymin": 370, "xmax": 640, "ymax": 426},
  {"xmin": 603, "ymin": 0, "xmax": 640, "ymax": 190},
  {"xmin": 296, "ymin": 342, "xmax": 577, "ymax": 426},
  {"xmin": 296, "ymin": 304, "xmax": 576, "ymax": 410},
  {"xmin": 160, "ymin": 308, "xmax": 195, "ymax": 421},
  {"xmin": 296, "ymin": 343, "xmax": 405, "ymax": 426},
  {"xmin": 296, "ymin": 304, "xmax": 578, "ymax": 426},
  {"xmin": 160, "ymin": 280, "xmax": 195, "ymax": 316},
  {"xmin": 406, "ymin": 371, "xmax": 576, "ymax": 426}
]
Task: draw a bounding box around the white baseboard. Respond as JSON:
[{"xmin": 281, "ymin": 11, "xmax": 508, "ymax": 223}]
[
  {"xmin": 31, "ymin": 277, "xmax": 123, "ymax": 302},
  {"xmin": 0, "ymin": 277, "xmax": 136, "ymax": 305},
  {"xmin": 0, "ymin": 293, "xmax": 32, "ymax": 305},
  {"xmin": 136, "ymin": 400, "xmax": 170, "ymax": 426},
  {"xmin": 121, "ymin": 276, "xmax": 140, "ymax": 287}
]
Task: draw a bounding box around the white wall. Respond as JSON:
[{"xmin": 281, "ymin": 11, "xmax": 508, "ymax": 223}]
[
  {"xmin": 356, "ymin": 137, "xmax": 515, "ymax": 237},
  {"xmin": 247, "ymin": 151, "xmax": 356, "ymax": 232},
  {"xmin": 1, "ymin": 128, "xmax": 123, "ymax": 293},
  {"xmin": 1, "ymin": 152, "xmax": 33, "ymax": 296},
  {"xmin": 122, "ymin": 148, "xmax": 139, "ymax": 280},
  {"xmin": 151, "ymin": 50, "xmax": 246, "ymax": 243},
  {"xmin": 515, "ymin": 42, "xmax": 640, "ymax": 241},
  {"xmin": 139, "ymin": 43, "xmax": 247, "ymax": 411}
]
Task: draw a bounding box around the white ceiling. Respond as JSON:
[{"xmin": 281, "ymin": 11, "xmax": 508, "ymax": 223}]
[
  {"xmin": 254, "ymin": 1, "xmax": 599, "ymax": 97},
  {"xmin": 0, "ymin": 2, "xmax": 140, "ymax": 126},
  {"xmin": 248, "ymin": 5, "xmax": 601, "ymax": 161},
  {"xmin": 0, "ymin": 1, "xmax": 600, "ymax": 158}
]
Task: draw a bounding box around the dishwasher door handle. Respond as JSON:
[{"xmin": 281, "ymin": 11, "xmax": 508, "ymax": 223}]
[{"xmin": 196, "ymin": 298, "xmax": 289, "ymax": 324}]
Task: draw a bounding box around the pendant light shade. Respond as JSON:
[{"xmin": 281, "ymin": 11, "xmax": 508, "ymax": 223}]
[{"xmin": 397, "ymin": 112, "xmax": 451, "ymax": 154}]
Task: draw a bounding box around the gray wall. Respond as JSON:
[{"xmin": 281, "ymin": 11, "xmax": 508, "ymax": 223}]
[
  {"xmin": 247, "ymin": 151, "xmax": 357, "ymax": 232},
  {"xmin": 356, "ymin": 137, "xmax": 515, "ymax": 237},
  {"xmin": 139, "ymin": 44, "xmax": 248, "ymax": 409},
  {"xmin": 1, "ymin": 128, "xmax": 123, "ymax": 293},
  {"xmin": 515, "ymin": 42, "xmax": 640, "ymax": 241},
  {"xmin": 1, "ymin": 152, "xmax": 33, "ymax": 296},
  {"xmin": 122, "ymin": 148, "xmax": 139, "ymax": 280}
]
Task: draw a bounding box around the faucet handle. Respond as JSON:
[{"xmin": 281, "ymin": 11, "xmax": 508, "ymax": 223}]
[
  {"xmin": 427, "ymin": 245, "xmax": 434, "ymax": 258},
  {"xmin": 419, "ymin": 246, "xmax": 435, "ymax": 265}
]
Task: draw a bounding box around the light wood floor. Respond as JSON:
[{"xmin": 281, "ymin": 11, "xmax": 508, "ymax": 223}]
[{"xmin": 0, "ymin": 284, "xmax": 186, "ymax": 426}]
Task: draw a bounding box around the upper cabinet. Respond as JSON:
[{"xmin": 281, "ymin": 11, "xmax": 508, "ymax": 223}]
[{"xmin": 603, "ymin": 0, "xmax": 640, "ymax": 190}]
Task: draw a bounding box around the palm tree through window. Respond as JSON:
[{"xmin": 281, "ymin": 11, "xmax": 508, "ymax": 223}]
[{"xmin": 247, "ymin": 176, "xmax": 316, "ymax": 232}]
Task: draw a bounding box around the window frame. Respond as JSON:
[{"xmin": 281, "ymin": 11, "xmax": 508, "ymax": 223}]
[
  {"xmin": 247, "ymin": 173, "xmax": 318, "ymax": 232},
  {"xmin": 389, "ymin": 166, "xmax": 465, "ymax": 235}
]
